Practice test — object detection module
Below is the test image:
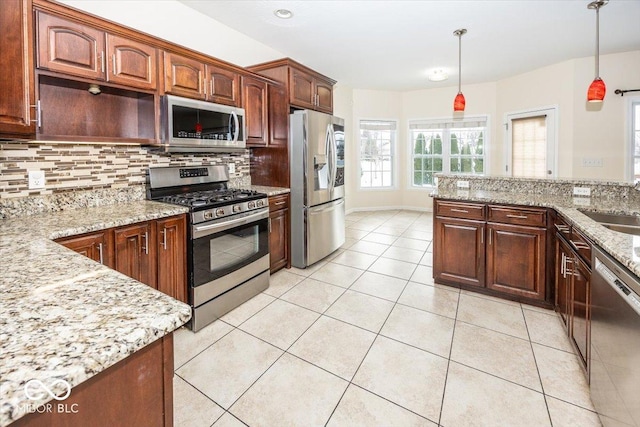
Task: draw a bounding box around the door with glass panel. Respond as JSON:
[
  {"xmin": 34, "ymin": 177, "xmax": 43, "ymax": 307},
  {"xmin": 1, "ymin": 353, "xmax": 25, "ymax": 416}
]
[{"xmin": 506, "ymin": 108, "xmax": 557, "ymax": 178}]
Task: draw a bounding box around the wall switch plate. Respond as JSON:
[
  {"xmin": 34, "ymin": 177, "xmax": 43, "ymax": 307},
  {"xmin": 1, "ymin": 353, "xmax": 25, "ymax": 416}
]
[
  {"xmin": 28, "ymin": 170, "xmax": 45, "ymax": 189},
  {"xmin": 582, "ymin": 157, "xmax": 603, "ymax": 167},
  {"xmin": 456, "ymin": 180, "xmax": 470, "ymax": 189},
  {"xmin": 227, "ymin": 163, "xmax": 236, "ymax": 174},
  {"xmin": 573, "ymin": 186, "xmax": 591, "ymax": 197},
  {"xmin": 572, "ymin": 197, "xmax": 591, "ymax": 207}
]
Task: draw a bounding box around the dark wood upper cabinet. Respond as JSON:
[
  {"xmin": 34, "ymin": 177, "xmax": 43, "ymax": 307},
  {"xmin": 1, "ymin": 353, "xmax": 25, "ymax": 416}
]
[
  {"xmin": 268, "ymin": 83, "xmax": 289, "ymax": 146},
  {"xmin": 206, "ymin": 64, "xmax": 240, "ymax": 106},
  {"xmin": 289, "ymin": 68, "xmax": 315, "ymax": 110},
  {"xmin": 0, "ymin": 0, "xmax": 35, "ymax": 139},
  {"xmin": 243, "ymin": 76, "xmax": 268, "ymax": 146},
  {"xmin": 156, "ymin": 215, "xmax": 187, "ymax": 304},
  {"xmin": 106, "ymin": 34, "xmax": 157, "ymax": 90},
  {"xmin": 163, "ymin": 51, "xmax": 206, "ymax": 99},
  {"xmin": 314, "ymin": 79, "xmax": 334, "ymax": 113},
  {"xmin": 36, "ymin": 11, "xmax": 106, "ymax": 80}
]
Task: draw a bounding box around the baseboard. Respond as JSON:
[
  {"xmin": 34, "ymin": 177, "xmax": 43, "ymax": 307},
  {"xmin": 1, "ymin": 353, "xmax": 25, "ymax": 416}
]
[{"xmin": 346, "ymin": 206, "xmax": 433, "ymax": 215}]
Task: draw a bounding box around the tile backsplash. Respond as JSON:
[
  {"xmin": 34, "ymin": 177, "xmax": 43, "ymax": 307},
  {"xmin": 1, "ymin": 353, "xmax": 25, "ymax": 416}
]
[{"xmin": 0, "ymin": 142, "xmax": 250, "ymax": 199}]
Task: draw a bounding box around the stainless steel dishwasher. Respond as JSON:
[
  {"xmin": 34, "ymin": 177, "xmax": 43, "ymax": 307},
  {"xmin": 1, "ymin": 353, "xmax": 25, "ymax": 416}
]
[{"xmin": 590, "ymin": 246, "xmax": 640, "ymax": 427}]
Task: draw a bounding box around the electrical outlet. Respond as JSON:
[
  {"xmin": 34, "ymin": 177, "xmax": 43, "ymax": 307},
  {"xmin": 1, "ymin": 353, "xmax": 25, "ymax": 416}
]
[
  {"xmin": 582, "ymin": 157, "xmax": 603, "ymax": 167},
  {"xmin": 227, "ymin": 163, "xmax": 236, "ymax": 174},
  {"xmin": 28, "ymin": 170, "xmax": 45, "ymax": 189},
  {"xmin": 456, "ymin": 180, "xmax": 470, "ymax": 189},
  {"xmin": 573, "ymin": 186, "xmax": 591, "ymax": 197},
  {"xmin": 572, "ymin": 197, "xmax": 591, "ymax": 207}
]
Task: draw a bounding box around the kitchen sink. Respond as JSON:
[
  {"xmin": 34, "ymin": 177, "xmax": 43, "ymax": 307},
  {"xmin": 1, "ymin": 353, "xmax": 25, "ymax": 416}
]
[{"xmin": 578, "ymin": 209, "xmax": 640, "ymax": 236}]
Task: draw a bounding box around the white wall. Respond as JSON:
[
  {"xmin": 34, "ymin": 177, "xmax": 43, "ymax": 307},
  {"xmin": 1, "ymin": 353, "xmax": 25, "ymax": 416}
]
[{"xmin": 58, "ymin": 0, "xmax": 285, "ymax": 66}]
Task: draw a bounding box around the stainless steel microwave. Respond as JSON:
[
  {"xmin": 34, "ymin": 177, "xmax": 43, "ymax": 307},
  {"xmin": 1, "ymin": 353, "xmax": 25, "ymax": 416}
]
[{"xmin": 160, "ymin": 95, "xmax": 246, "ymax": 153}]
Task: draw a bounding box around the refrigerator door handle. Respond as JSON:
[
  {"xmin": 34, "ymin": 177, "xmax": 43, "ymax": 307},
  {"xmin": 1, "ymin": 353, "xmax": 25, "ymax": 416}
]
[{"xmin": 330, "ymin": 125, "xmax": 338, "ymax": 192}]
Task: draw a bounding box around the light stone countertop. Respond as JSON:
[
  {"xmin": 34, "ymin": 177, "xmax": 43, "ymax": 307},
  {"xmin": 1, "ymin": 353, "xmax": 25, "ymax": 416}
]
[
  {"xmin": 245, "ymin": 185, "xmax": 290, "ymax": 197},
  {"xmin": 432, "ymin": 189, "xmax": 640, "ymax": 278},
  {"xmin": 0, "ymin": 200, "xmax": 192, "ymax": 427}
]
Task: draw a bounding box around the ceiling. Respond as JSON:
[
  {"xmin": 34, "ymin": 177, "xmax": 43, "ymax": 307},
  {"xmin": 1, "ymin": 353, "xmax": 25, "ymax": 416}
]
[{"xmin": 180, "ymin": 0, "xmax": 640, "ymax": 91}]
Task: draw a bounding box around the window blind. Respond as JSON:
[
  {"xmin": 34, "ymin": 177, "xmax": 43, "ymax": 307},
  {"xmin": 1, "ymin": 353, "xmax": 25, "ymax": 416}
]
[
  {"xmin": 360, "ymin": 121, "xmax": 397, "ymax": 131},
  {"xmin": 512, "ymin": 115, "xmax": 547, "ymax": 178},
  {"xmin": 409, "ymin": 116, "xmax": 487, "ymax": 130}
]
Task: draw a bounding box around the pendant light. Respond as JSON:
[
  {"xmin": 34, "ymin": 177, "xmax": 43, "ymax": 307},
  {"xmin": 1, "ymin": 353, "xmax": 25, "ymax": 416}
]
[
  {"xmin": 587, "ymin": 0, "xmax": 608, "ymax": 102},
  {"xmin": 453, "ymin": 29, "xmax": 467, "ymax": 112}
]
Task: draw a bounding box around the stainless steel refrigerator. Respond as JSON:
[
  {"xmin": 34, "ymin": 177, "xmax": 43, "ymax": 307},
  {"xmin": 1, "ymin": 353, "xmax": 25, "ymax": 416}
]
[{"xmin": 290, "ymin": 109, "xmax": 345, "ymax": 268}]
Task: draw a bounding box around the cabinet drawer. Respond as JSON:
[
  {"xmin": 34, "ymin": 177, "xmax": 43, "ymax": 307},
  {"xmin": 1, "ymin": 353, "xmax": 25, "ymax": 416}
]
[
  {"xmin": 554, "ymin": 214, "xmax": 571, "ymax": 240},
  {"xmin": 269, "ymin": 193, "xmax": 289, "ymax": 211},
  {"xmin": 435, "ymin": 200, "xmax": 485, "ymax": 220},
  {"xmin": 569, "ymin": 227, "xmax": 592, "ymax": 267},
  {"xmin": 488, "ymin": 205, "xmax": 547, "ymax": 227}
]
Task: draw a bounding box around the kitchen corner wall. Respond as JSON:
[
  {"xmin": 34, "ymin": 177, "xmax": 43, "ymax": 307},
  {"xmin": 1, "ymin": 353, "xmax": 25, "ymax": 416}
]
[{"xmin": 0, "ymin": 143, "xmax": 250, "ymax": 199}]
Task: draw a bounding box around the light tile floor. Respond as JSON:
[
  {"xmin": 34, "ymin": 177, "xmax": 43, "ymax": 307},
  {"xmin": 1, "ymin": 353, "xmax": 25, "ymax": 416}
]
[{"xmin": 173, "ymin": 210, "xmax": 601, "ymax": 427}]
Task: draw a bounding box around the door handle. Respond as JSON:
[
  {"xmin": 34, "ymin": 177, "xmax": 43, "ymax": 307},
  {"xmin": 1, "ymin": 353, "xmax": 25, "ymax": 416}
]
[
  {"xmin": 161, "ymin": 227, "xmax": 167, "ymax": 250},
  {"xmin": 142, "ymin": 231, "xmax": 149, "ymax": 254},
  {"xmin": 98, "ymin": 242, "xmax": 104, "ymax": 265}
]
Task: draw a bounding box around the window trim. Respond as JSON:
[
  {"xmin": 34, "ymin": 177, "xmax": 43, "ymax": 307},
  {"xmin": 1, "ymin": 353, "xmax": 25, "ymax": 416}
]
[
  {"xmin": 625, "ymin": 96, "xmax": 640, "ymax": 183},
  {"xmin": 407, "ymin": 115, "xmax": 490, "ymax": 189},
  {"xmin": 504, "ymin": 105, "xmax": 558, "ymax": 178},
  {"xmin": 357, "ymin": 117, "xmax": 399, "ymax": 191}
]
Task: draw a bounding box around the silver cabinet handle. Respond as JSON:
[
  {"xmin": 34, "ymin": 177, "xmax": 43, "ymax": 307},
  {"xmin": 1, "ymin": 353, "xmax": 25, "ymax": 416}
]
[
  {"xmin": 506, "ymin": 214, "xmax": 528, "ymax": 219},
  {"xmin": 268, "ymin": 218, "xmax": 272, "ymax": 233},
  {"xmin": 570, "ymin": 240, "xmax": 590, "ymax": 251},
  {"xmin": 98, "ymin": 242, "xmax": 104, "ymax": 265},
  {"xmin": 565, "ymin": 257, "xmax": 573, "ymax": 277},
  {"xmin": 274, "ymin": 201, "xmax": 286, "ymax": 206},
  {"xmin": 210, "ymin": 79, "xmax": 214, "ymax": 97},
  {"xmin": 161, "ymin": 227, "xmax": 167, "ymax": 250},
  {"xmin": 561, "ymin": 252, "xmax": 566, "ymax": 276},
  {"xmin": 555, "ymin": 224, "xmax": 570, "ymax": 232},
  {"xmin": 112, "ymin": 54, "xmax": 117, "ymax": 75},
  {"xmin": 99, "ymin": 51, "xmax": 105, "ymax": 73},
  {"xmin": 30, "ymin": 100, "xmax": 42, "ymax": 128},
  {"xmin": 450, "ymin": 208, "xmax": 469, "ymax": 214},
  {"xmin": 480, "ymin": 227, "xmax": 484, "ymax": 244},
  {"xmin": 142, "ymin": 231, "xmax": 149, "ymax": 254},
  {"xmin": 489, "ymin": 228, "xmax": 493, "ymax": 245}
]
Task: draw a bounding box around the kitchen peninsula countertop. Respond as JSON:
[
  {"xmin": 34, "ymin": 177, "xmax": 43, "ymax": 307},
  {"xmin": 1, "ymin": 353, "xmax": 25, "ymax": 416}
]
[
  {"xmin": 0, "ymin": 201, "xmax": 192, "ymax": 427},
  {"xmin": 432, "ymin": 188, "xmax": 640, "ymax": 278}
]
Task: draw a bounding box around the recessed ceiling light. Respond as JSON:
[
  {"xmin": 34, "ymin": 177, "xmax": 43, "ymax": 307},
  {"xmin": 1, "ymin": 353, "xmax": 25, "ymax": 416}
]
[
  {"xmin": 428, "ymin": 69, "xmax": 449, "ymax": 82},
  {"xmin": 274, "ymin": 9, "xmax": 293, "ymax": 19}
]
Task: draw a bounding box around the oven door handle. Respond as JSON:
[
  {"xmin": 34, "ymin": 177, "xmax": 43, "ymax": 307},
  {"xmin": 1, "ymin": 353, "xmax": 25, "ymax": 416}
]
[{"xmin": 192, "ymin": 209, "xmax": 268, "ymax": 239}]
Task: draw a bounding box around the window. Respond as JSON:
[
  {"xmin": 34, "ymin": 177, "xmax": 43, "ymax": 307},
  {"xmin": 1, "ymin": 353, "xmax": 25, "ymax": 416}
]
[
  {"xmin": 359, "ymin": 120, "xmax": 396, "ymax": 188},
  {"xmin": 505, "ymin": 107, "xmax": 557, "ymax": 178},
  {"xmin": 410, "ymin": 117, "xmax": 487, "ymax": 187},
  {"xmin": 632, "ymin": 101, "xmax": 640, "ymax": 181}
]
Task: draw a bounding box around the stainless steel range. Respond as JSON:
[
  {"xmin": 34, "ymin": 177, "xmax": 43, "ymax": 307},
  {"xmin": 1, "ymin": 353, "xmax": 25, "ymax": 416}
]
[{"xmin": 147, "ymin": 165, "xmax": 269, "ymax": 331}]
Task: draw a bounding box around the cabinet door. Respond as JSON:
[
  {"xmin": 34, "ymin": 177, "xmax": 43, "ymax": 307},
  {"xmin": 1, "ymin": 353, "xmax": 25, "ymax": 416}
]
[
  {"xmin": 36, "ymin": 12, "xmax": 106, "ymax": 80},
  {"xmin": 555, "ymin": 235, "xmax": 572, "ymax": 329},
  {"xmin": 156, "ymin": 216, "xmax": 187, "ymax": 303},
  {"xmin": 106, "ymin": 34, "xmax": 157, "ymax": 90},
  {"xmin": 571, "ymin": 256, "xmax": 591, "ymax": 370},
  {"xmin": 243, "ymin": 76, "xmax": 268, "ymax": 146},
  {"xmin": 0, "ymin": 0, "xmax": 35, "ymax": 139},
  {"xmin": 434, "ymin": 217, "xmax": 485, "ymax": 288},
  {"xmin": 56, "ymin": 231, "xmax": 114, "ymax": 269},
  {"xmin": 269, "ymin": 83, "xmax": 289, "ymax": 146},
  {"xmin": 289, "ymin": 68, "xmax": 315, "ymax": 109},
  {"xmin": 314, "ymin": 79, "xmax": 334, "ymax": 113},
  {"xmin": 163, "ymin": 52, "xmax": 206, "ymax": 99},
  {"xmin": 114, "ymin": 222, "xmax": 157, "ymax": 288},
  {"xmin": 269, "ymin": 207, "xmax": 289, "ymax": 273},
  {"xmin": 206, "ymin": 65, "xmax": 240, "ymax": 106},
  {"xmin": 486, "ymin": 223, "xmax": 546, "ymax": 300}
]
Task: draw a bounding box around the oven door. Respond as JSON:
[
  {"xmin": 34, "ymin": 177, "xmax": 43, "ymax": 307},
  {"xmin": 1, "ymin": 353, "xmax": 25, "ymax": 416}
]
[{"xmin": 190, "ymin": 209, "xmax": 269, "ymax": 307}]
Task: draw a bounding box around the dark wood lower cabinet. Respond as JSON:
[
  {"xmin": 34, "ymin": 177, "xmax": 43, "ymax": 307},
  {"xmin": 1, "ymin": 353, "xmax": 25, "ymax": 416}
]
[
  {"xmin": 486, "ymin": 222, "xmax": 546, "ymax": 300},
  {"xmin": 156, "ymin": 215, "xmax": 187, "ymax": 303},
  {"xmin": 56, "ymin": 215, "xmax": 187, "ymax": 301},
  {"xmin": 268, "ymin": 194, "xmax": 290, "ymax": 273},
  {"xmin": 555, "ymin": 235, "xmax": 572, "ymax": 327},
  {"xmin": 433, "ymin": 216, "xmax": 485, "ymax": 288},
  {"xmin": 114, "ymin": 221, "xmax": 157, "ymax": 288},
  {"xmin": 571, "ymin": 256, "xmax": 591, "ymax": 370},
  {"xmin": 12, "ymin": 334, "xmax": 174, "ymax": 427}
]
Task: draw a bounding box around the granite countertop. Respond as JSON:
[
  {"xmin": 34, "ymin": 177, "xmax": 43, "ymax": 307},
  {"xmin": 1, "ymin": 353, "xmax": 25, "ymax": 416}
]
[
  {"xmin": 246, "ymin": 185, "xmax": 290, "ymax": 197},
  {"xmin": 432, "ymin": 189, "xmax": 640, "ymax": 278},
  {"xmin": 0, "ymin": 201, "xmax": 192, "ymax": 427}
]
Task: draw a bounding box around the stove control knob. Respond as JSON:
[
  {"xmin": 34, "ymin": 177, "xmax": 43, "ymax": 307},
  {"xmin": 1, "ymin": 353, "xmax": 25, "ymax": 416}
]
[
  {"xmin": 233, "ymin": 205, "xmax": 242, "ymax": 213},
  {"xmin": 204, "ymin": 211, "xmax": 214, "ymax": 220},
  {"xmin": 248, "ymin": 201, "xmax": 256, "ymax": 209},
  {"xmin": 216, "ymin": 208, "xmax": 225, "ymax": 217},
  {"xmin": 257, "ymin": 200, "xmax": 264, "ymax": 207}
]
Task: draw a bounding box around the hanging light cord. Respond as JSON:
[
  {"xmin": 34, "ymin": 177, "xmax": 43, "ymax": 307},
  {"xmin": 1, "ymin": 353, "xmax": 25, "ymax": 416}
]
[
  {"xmin": 595, "ymin": 4, "xmax": 600, "ymax": 78},
  {"xmin": 458, "ymin": 32, "xmax": 462, "ymax": 93}
]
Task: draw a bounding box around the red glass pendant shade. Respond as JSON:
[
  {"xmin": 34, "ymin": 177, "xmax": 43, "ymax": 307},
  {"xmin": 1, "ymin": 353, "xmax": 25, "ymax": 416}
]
[
  {"xmin": 453, "ymin": 92, "xmax": 466, "ymax": 111},
  {"xmin": 587, "ymin": 77, "xmax": 606, "ymax": 102}
]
